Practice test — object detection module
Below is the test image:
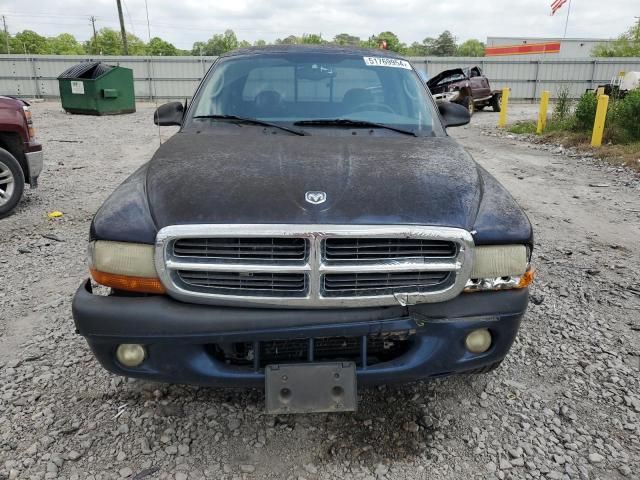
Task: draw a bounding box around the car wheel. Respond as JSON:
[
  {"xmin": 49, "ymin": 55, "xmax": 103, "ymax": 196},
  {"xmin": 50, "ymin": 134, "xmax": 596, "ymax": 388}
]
[
  {"xmin": 0, "ymin": 148, "xmax": 25, "ymax": 219},
  {"xmin": 491, "ymin": 95, "xmax": 502, "ymax": 112},
  {"xmin": 461, "ymin": 96, "xmax": 474, "ymax": 116}
]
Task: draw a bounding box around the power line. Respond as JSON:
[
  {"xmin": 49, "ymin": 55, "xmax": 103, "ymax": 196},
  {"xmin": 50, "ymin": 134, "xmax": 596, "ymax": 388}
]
[
  {"xmin": 122, "ymin": 0, "xmax": 136, "ymax": 36},
  {"xmin": 0, "ymin": 11, "xmax": 287, "ymax": 34},
  {"xmin": 144, "ymin": 0, "xmax": 162, "ymax": 146}
]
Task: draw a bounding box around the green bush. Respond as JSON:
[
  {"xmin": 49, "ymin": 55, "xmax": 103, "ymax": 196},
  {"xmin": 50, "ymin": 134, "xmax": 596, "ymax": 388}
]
[
  {"xmin": 573, "ymin": 92, "xmax": 598, "ymax": 132},
  {"xmin": 552, "ymin": 86, "xmax": 572, "ymax": 123},
  {"xmin": 616, "ymin": 90, "xmax": 640, "ymax": 141}
]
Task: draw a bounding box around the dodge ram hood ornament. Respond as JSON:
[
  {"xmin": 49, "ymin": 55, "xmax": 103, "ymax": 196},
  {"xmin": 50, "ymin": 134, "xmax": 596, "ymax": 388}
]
[{"xmin": 305, "ymin": 191, "xmax": 327, "ymax": 205}]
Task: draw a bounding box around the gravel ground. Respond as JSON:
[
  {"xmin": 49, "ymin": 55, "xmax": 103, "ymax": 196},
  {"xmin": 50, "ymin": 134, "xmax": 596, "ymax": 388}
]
[{"xmin": 0, "ymin": 102, "xmax": 639, "ymax": 480}]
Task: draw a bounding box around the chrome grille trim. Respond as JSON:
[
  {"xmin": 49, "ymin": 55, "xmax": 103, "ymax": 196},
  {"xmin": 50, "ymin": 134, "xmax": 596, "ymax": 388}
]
[{"xmin": 155, "ymin": 225, "xmax": 475, "ymax": 308}]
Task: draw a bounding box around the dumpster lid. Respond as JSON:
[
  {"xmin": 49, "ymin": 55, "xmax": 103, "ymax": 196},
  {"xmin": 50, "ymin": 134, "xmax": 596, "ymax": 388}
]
[{"xmin": 58, "ymin": 62, "xmax": 115, "ymax": 80}]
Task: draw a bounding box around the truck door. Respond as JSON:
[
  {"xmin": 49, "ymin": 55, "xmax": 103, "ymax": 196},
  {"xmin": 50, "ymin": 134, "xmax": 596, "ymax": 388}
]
[{"xmin": 469, "ymin": 67, "xmax": 491, "ymax": 99}]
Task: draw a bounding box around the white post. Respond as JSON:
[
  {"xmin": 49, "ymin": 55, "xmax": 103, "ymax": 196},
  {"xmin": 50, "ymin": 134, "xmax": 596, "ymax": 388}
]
[{"xmin": 563, "ymin": 0, "xmax": 572, "ymax": 38}]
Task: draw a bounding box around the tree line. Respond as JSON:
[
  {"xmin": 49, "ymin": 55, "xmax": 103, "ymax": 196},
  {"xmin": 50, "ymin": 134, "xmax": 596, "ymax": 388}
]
[
  {"xmin": 2, "ymin": 23, "xmax": 637, "ymax": 57},
  {"xmin": 0, "ymin": 28, "xmax": 485, "ymax": 57},
  {"xmin": 592, "ymin": 22, "xmax": 640, "ymax": 57}
]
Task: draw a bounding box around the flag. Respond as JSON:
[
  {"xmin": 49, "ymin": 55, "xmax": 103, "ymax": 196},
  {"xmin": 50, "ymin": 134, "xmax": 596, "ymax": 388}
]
[{"xmin": 551, "ymin": 0, "xmax": 568, "ymax": 15}]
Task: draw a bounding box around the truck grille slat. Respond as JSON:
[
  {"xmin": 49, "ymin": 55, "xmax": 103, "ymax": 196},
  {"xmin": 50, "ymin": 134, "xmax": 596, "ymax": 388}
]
[
  {"xmin": 325, "ymin": 238, "xmax": 456, "ymax": 261},
  {"xmin": 324, "ymin": 271, "xmax": 450, "ymax": 296},
  {"xmin": 157, "ymin": 226, "xmax": 474, "ymax": 307},
  {"xmin": 177, "ymin": 271, "xmax": 307, "ymax": 293},
  {"xmin": 174, "ymin": 238, "xmax": 307, "ymax": 261}
]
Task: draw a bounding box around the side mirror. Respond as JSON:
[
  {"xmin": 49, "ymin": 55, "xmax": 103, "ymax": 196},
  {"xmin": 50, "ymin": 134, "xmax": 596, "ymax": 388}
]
[
  {"xmin": 154, "ymin": 101, "xmax": 184, "ymax": 126},
  {"xmin": 438, "ymin": 101, "xmax": 471, "ymax": 128}
]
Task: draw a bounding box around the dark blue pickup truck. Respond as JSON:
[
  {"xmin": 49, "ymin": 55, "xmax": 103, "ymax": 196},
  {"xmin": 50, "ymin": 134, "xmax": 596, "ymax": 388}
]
[{"xmin": 73, "ymin": 45, "xmax": 533, "ymax": 414}]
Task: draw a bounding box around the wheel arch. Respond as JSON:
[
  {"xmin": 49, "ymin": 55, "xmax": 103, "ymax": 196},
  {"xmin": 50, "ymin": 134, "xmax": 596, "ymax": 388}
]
[{"xmin": 0, "ymin": 132, "xmax": 29, "ymax": 180}]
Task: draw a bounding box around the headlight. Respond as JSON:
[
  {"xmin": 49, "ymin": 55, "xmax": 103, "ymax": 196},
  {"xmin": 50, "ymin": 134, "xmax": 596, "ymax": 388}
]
[
  {"xmin": 445, "ymin": 91, "xmax": 460, "ymax": 102},
  {"xmin": 89, "ymin": 240, "xmax": 165, "ymax": 294},
  {"xmin": 465, "ymin": 245, "xmax": 534, "ymax": 292}
]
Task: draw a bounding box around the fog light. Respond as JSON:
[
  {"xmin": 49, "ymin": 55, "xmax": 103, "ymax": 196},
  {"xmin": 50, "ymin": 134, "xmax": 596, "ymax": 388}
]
[
  {"xmin": 116, "ymin": 344, "xmax": 146, "ymax": 367},
  {"xmin": 465, "ymin": 329, "xmax": 492, "ymax": 354}
]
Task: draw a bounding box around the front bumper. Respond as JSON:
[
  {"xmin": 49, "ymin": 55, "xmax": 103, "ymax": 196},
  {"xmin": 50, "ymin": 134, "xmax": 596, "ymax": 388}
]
[{"xmin": 72, "ymin": 280, "xmax": 529, "ymax": 387}]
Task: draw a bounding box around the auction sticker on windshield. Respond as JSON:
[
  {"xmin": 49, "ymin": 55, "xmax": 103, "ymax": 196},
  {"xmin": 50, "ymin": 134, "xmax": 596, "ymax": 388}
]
[{"xmin": 363, "ymin": 57, "xmax": 412, "ymax": 70}]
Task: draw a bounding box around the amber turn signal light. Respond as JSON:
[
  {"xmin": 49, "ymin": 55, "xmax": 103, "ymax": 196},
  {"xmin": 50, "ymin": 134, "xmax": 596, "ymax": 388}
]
[
  {"xmin": 90, "ymin": 268, "xmax": 166, "ymax": 294},
  {"xmin": 517, "ymin": 267, "xmax": 536, "ymax": 288}
]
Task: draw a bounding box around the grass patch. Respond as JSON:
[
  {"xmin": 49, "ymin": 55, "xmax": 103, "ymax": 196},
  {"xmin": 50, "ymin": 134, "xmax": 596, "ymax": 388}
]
[
  {"xmin": 590, "ymin": 142, "xmax": 640, "ymax": 171},
  {"xmin": 533, "ymin": 130, "xmax": 640, "ymax": 172},
  {"xmin": 508, "ymin": 121, "xmax": 537, "ymax": 135},
  {"xmin": 505, "ymin": 90, "xmax": 640, "ymax": 173}
]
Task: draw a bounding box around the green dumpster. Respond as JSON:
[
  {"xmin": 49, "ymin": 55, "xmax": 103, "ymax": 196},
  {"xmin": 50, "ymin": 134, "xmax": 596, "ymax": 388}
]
[{"xmin": 58, "ymin": 62, "xmax": 135, "ymax": 115}]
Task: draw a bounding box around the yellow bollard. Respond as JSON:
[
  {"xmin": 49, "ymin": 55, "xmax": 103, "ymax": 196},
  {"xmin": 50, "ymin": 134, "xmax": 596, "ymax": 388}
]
[
  {"xmin": 498, "ymin": 88, "xmax": 510, "ymax": 128},
  {"xmin": 596, "ymin": 87, "xmax": 605, "ymax": 97},
  {"xmin": 536, "ymin": 90, "xmax": 550, "ymax": 134},
  {"xmin": 591, "ymin": 94, "xmax": 609, "ymax": 147}
]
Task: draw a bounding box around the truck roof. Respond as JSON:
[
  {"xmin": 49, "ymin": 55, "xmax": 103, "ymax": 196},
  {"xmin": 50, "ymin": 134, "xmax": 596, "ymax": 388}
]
[{"xmin": 220, "ymin": 44, "xmax": 406, "ymax": 59}]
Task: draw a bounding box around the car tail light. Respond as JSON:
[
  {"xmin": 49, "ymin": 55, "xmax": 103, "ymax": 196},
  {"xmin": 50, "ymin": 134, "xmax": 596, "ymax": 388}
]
[{"xmin": 23, "ymin": 106, "xmax": 35, "ymax": 139}]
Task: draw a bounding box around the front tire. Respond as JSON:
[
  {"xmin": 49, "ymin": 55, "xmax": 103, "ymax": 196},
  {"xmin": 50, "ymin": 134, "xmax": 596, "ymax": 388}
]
[
  {"xmin": 0, "ymin": 148, "xmax": 25, "ymax": 219},
  {"xmin": 491, "ymin": 95, "xmax": 502, "ymax": 112},
  {"xmin": 461, "ymin": 96, "xmax": 474, "ymax": 116}
]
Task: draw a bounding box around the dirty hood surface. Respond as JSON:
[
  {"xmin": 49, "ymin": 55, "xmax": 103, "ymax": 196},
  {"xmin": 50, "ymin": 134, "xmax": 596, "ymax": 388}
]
[{"xmin": 146, "ymin": 132, "xmax": 482, "ymax": 230}]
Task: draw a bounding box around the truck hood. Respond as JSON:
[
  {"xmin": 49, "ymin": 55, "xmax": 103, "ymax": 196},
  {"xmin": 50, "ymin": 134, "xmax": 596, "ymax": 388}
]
[
  {"xmin": 145, "ymin": 132, "xmax": 482, "ymax": 230},
  {"xmin": 427, "ymin": 68, "xmax": 469, "ymax": 94}
]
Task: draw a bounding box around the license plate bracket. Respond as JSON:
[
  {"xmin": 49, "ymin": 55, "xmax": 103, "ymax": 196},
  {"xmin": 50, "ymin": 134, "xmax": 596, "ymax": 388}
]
[{"xmin": 265, "ymin": 362, "xmax": 357, "ymax": 414}]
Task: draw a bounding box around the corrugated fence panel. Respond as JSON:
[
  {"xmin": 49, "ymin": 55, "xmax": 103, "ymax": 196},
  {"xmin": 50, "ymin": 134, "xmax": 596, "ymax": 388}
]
[{"xmin": 1, "ymin": 54, "xmax": 639, "ymax": 100}]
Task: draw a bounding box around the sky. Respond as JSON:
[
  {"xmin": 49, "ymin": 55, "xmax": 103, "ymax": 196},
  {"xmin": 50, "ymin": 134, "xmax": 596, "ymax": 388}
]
[{"xmin": 0, "ymin": 0, "xmax": 636, "ymax": 50}]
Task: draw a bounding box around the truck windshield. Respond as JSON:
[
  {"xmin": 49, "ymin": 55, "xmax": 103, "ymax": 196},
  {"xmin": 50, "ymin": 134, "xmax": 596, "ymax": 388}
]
[{"xmin": 188, "ymin": 52, "xmax": 442, "ymax": 136}]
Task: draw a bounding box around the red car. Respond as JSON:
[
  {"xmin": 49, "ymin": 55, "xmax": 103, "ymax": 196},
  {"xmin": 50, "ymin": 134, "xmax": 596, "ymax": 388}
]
[{"xmin": 0, "ymin": 96, "xmax": 43, "ymax": 218}]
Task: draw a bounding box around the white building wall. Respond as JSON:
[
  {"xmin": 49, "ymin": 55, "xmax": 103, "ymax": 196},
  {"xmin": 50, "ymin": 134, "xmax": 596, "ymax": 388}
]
[{"xmin": 486, "ymin": 37, "xmax": 615, "ymax": 58}]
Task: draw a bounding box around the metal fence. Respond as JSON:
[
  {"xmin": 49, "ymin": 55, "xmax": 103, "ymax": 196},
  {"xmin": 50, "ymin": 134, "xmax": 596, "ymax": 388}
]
[{"xmin": 1, "ymin": 54, "xmax": 639, "ymax": 101}]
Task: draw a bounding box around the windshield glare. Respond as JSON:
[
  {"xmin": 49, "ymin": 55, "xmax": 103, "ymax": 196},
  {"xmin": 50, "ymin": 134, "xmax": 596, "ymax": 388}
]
[{"xmin": 189, "ymin": 52, "xmax": 441, "ymax": 135}]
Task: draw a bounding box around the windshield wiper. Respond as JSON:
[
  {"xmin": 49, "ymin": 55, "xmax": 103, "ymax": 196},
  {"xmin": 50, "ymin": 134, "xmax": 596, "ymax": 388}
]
[
  {"xmin": 193, "ymin": 114, "xmax": 308, "ymax": 136},
  {"xmin": 293, "ymin": 118, "xmax": 418, "ymax": 137}
]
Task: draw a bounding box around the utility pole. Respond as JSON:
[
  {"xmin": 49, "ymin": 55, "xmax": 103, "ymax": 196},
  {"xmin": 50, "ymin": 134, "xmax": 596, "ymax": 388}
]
[
  {"xmin": 90, "ymin": 16, "xmax": 98, "ymax": 54},
  {"xmin": 2, "ymin": 15, "xmax": 10, "ymax": 54},
  {"xmin": 116, "ymin": 0, "xmax": 128, "ymax": 55}
]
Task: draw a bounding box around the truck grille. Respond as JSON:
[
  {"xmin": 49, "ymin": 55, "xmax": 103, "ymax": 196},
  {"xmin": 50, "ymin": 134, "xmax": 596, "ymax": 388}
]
[
  {"xmin": 324, "ymin": 238, "xmax": 456, "ymax": 261},
  {"xmin": 323, "ymin": 271, "xmax": 451, "ymax": 296},
  {"xmin": 210, "ymin": 332, "xmax": 414, "ymax": 369},
  {"xmin": 177, "ymin": 271, "xmax": 307, "ymax": 296},
  {"xmin": 156, "ymin": 225, "xmax": 474, "ymax": 307},
  {"xmin": 174, "ymin": 237, "xmax": 307, "ymax": 262}
]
